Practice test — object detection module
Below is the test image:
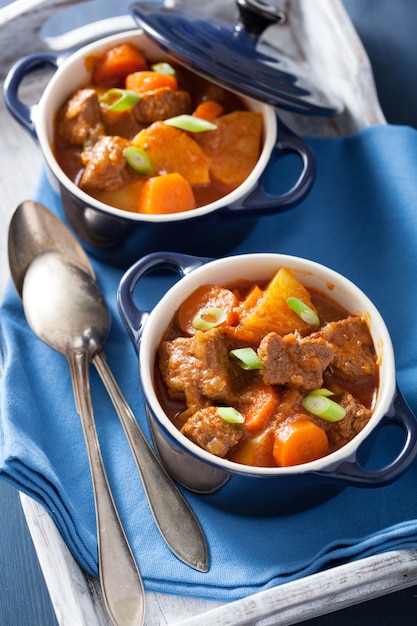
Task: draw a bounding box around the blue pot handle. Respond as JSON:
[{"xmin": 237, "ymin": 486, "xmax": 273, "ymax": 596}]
[
  {"xmin": 228, "ymin": 116, "xmax": 316, "ymax": 214},
  {"xmin": 3, "ymin": 50, "xmax": 66, "ymax": 137},
  {"xmin": 317, "ymin": 388, "xmax": 417, "ymax": 487},
  {"xmin": 117, "ymin": 252, "xmax": 209, "ymax": 352}
]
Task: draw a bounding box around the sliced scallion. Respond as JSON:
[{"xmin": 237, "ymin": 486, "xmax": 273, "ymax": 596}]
[
  {"xmin": 99, "ymin": 88, "xmax": 141, "ymax": 111},
  {"xmin": 229, "ymin": 347, "xmax": 263, "ymax": 370},
  {"xmin": 302, "ymin": 394, "xmax": 346, "ymax": 422},
  {"xmin": 217, "ymin": 407, "xmax": 245, "ymax": 424},
  {"xmin": 309, "ymin": 388, "xmax": 334, "ymax": 397},
  {"xmin": 164, "ymin": 114, "xmax": 217, "ymax": 132},
  {"xmin": 123, "ymin": 146, "xmax": 154, "ymax": 175},
  {"xmin": 192, "ymin": 307, "xmax": 226, "ymax": 330},
  {"xmin": 287, "ymin": 297, "xmax": 320, "ymax": 326},
  {"xmin": 151, "ymin": 62, "xmax": 176, "ymax": 75}
]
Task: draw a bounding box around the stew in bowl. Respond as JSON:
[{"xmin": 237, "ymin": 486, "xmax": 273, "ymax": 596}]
[
  {"xmin": 156, "ymin": 266, "xmax": 379, "ymax": 467},
  {"xmin": 117, "ymin": 252, "xmax": 417, "ymax": 505}
]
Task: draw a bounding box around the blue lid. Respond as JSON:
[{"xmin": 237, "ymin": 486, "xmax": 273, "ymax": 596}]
[{"xmin": 129, "ymin": 1, "xmax": 343, "ymax": 116}]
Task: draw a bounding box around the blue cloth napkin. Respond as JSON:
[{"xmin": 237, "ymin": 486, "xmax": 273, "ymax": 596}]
[{"xmin": 1, "ymin": 124, "xmax": 417, "ymax": 601}]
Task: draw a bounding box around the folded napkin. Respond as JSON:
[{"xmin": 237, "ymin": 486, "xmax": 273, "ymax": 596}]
[{"xmin": 2, "ymin": 124, "xmax": 417, "ymax": 601}]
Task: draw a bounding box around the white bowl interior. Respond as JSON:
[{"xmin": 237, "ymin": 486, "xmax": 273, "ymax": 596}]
[
  {"xmin": 35, "ymin": 29, "xmax": 276, "ymax": 223},
  {"xmin": 140, "ymin": 253, "xmax": 396, "ymax": 476}
]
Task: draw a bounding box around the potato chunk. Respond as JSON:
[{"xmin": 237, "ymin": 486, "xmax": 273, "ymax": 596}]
[
  {"xmin": 237, "ymin": 267, "xmax": 319, "ymax": 343},
  {"xmin": 132, "ymin": 121, "xmax": 210, "ymax": 185},
  {"xmin": 194, "ymin": 110, "xmax": 263, "ymax": 186}
]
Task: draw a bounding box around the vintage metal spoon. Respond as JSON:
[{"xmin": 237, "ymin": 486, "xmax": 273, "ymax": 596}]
[
  {"xmin": 8, "ymin": 200, "xmax": 209, "ymax": 573},
  {"xmin": 20, "ymin": 250, "xmax": 144, "ymax": 626}
]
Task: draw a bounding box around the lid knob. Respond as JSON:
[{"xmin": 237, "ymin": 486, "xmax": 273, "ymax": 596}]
[{"xmin": 236, "ymin": 0, "xmax": 286, "ymax": 38}]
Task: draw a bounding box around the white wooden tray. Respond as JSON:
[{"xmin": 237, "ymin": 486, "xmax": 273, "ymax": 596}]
[
  {"xmin": 20, "ymin": 494, "xmax": 417, "ymax": 625},
  {"xmin": 3, "ymin": 1, "xmax": 412, "ymax": 624}
]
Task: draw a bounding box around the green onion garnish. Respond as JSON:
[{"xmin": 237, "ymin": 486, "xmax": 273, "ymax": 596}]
[
  {"xmin": 308, "ymin": 388, "xmax": 334, "ymax": 397},
  {"xmin": 287, "ymin": 297, "xmax": 320, "ymax": 326},
  {"xmin": 302, "ymin": 394, "xmax": 346, "ymax": 422},
  {"xmin": 192, "ymin": 307, "xmax": 226, "ymax": 330},
  {"xmin": 99, "ymin": 88, "xmax": 141, "ymax": 111},
  {"xmin": 123, "ymin": 146, "xmax": 153, "ymax": 175},
  {"xmin": 164, "ymin": 114, "xmax": 217, "ymax": 132},
  {"xmin": 151, "ymin": 62, "xmax": 176, "ymax": 75},
  {"xmin": 229, "ymin": 347, "xmax": 264, "ymax": 370},
  {"xmin": 217, "ymin": 407, "xmax": 245, "ymax": 424}
]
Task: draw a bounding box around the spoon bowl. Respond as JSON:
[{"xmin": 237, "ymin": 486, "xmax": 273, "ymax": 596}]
[
  {"xmin": 22, "ymin": 252, "xmax": 109, "ymax": 356},
  {"xmin": 8, "ymin": 199, "xmax": 95, "ymax": 296}
]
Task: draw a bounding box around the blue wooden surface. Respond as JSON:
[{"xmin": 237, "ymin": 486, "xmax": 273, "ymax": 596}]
[
  {"xmin": 1, "ymin": 1, "xmax": 417, "ymax": 624},
  {"xmin": 0, "ymin": 482, "xmax": 58, "ymax": 625}
]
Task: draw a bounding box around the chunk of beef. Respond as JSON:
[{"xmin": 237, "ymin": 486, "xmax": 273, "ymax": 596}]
[
  {"xmin": 159, "ymin": 328, "xmax": 252, "ymax": 413},
  {"xmin": 194, "ymin": 82, "xmax": 230, "ymax": 107},
  {"xmin": 274, "ymin": 388, "xmax": 305, "ymax": 421},
  {"xmin": 314, "ymin": 317, "xmax": 377, "ymax": 381},
  {"xmin": 181, "ymin": 406, "xmax": 244, "ymax": 457},
  {"xmin": 56, "ymin": 88, "xmax": 104, "ymax": 146},
  {"xmin": 101, "ymin": 108, "xmax": 144, "ymax": 139},
  {"xmin": 326, "ymin": 392, "xmax": 373, "ymax": 449},
  {"xmin": 158, "ymin": 337, "xmax": 208, "ymax": 415},
  {"xmin": 192, "ymin": 328, "xmax": 253, "ymax": 404},
  {"xmin": 258, "ymin": 332, "xmax": 335, "ymax": 391},
  {"xmin": 79, "ymin": 135, "xmax": 138, "ymax": 191},
  {"xmin": 134, "ymin": 88, "xmax": 192, "ymax": 123}
]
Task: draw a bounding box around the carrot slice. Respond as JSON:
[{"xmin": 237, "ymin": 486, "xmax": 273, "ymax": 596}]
[
  {"xmin": 273, "ymin": 419, "xmax": 328, "ymax": 467},
  {"xmin": 138, "ymin": 172, "xmax": 195, "ymax": 215},
  {"xmin": 238, "ymin": 284, "xmax": 264, "ymax": 316},
  {"xmin": 193, "ymin": 100, "xmax": 224, "ymax": 122},
  {"xmin": 238, "ymin": 382, "xmax": 279, "ymax": 432},
  {"xmin": 92, "ymin": 43, "xmax": 149, "ymax": 87},
  {"xmin": 225, "ymin": 284, "xmax": 265, "ymax": 342},
  {"xmin": 177, "ymin": 284, "xmax": 239, "ymax": 336},
  {"xmin": 126, "ymin": 71, "xmax": 178, "ymax": 94}
]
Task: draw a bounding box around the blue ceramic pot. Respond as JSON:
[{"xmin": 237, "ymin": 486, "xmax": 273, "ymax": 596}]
[{"xmin": 117, "ymin": 251, "xmax": 417, "ymax": 512}]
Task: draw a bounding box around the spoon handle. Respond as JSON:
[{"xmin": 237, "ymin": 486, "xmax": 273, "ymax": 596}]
[
  {"xmin": 93, "ymin": 349, "xmax": 209, "ymax": 573},
  {"xmin": 69, "ymin": 349, "xmax": 145, "ymax": 626}
]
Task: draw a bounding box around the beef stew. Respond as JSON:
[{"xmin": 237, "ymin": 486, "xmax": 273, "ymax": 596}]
[
  {"xmin": 53, "ymin": 42, "xmax": 264, "ymax": 215},
  {"xmin": 155, "ymin": 267, "xmax": 379, "ymax": 468}
]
